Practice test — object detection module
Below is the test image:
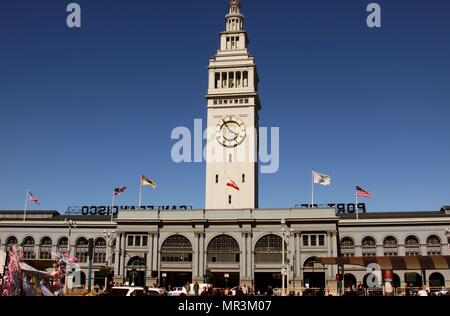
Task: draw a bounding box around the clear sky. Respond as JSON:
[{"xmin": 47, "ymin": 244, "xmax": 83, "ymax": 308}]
[{"xmin": 1, "ymin": 0, "xmax": 449, "ymax": 213}]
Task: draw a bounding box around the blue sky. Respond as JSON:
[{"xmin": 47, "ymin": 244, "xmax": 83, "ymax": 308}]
[{"xmin": 0, "ymin": 0, "xmax": 449, "ymax": 212}]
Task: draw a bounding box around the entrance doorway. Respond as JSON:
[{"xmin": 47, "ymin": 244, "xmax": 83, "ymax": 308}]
[
  {"xmin": 303, "ymin": 256, "xmax": 326, "ymax": 289},
  {"xmin": 126, "ymin": 270, "xmax": 145, "ymax": 287},
  {"xmin": 344, "ymin": 273, "xmax": 357, "ymax": 289},
  {"xmin": 207, "ymin": 272, "xmax": 239, "ymax": 288},
  {"xmin": 429, "ymin": 272, "xmax": 445, "ymax": 288},
  {"xmin": 405, "ymin": 272, "xmax": 423, "ymax": 288},
  {"xmin": 254, "ymin": 272, "xmax": 282, "ymax": 294},
  {"xmin": 303, "ymin": 272, "xmax": 325, "ymax": 289},
  {"xmin": 160, "ymin": 272, "xmax": 192, "ymax": 289}
]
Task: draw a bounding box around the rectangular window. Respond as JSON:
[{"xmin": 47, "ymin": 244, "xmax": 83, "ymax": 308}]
[
  {"xmin": 219, "ymin": 100, "xmax": 223, "ymax": 105},
  {"xmin": 243, "ymin": 71, "xmax": 248, "ymax": 87},
  {"xmin": 245, "ymin": 99, "xmax": 249, "ymax": 104},
  {"xmin": 213, "ymin": 100, "xmax": 218, "ymax": 105},
  {"xmin": 319, "ymin": 235, "xmax": 325, "ymax": 246},
  {"xmin": 224, "ymin": 100, "xmax": 228, "ymax": 104},
  {"xmin": 215, "ymin": 175, "xmax": 219, "ymax": 183},
  {"xmin": 228, "ymin": 195, "xmax": 232, "ymax": 204},
  {"xmin": 127, "ymin": 236, "xmax": 133, "ymax": 246},
  {"xmin": 303, "ymin": 235, "xmax": 309, "ymax": 247},
  {"xmin": 311, "ymin": 235, "xmax": 317, "ymax": 246},
  {"xmin": 143, "ymin": 236, "xmax": 148, "ymax": 247},
  {"xmin": 215, "ymin": 73, "xmax": 220, "ymax": 89},
  {"xmin": 135, "ymin": 236, "xmax": 141, "ymax": 247},
  {"xmin": 242, "ymin": 174, "xmax": 245, "ymax": 183}
]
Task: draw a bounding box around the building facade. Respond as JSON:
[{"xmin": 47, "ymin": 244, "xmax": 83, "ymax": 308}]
[
  {"xmin": 1, "ymin": 1, "xmax": 450, "ymax": 296},
  {"xmin": 1, "ymin": 207, "xmax": 450, "ymax": 294}
]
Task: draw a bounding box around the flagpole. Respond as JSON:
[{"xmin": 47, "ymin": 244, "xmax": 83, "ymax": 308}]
[
  {"xmin": 138, "ymin": 174, "xmax": 142, "ymax": 210},
  {"xmin": 355, "ymin": 186, "xmax": 359, "ymax": 221},
  {"xmin": 23, "ymin": 189, "xmax": 29, "ymax": 222},
  {"xmin": 111, "ymin": 190, "xmax": 115, "ymax": 222},
  {"xmin": 311, "ymin": 171, "xmax": 314, "ymax": 208}
]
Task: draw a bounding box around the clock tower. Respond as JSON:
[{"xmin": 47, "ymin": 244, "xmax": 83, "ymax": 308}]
[{"xmin": 205, "ymin": 0, "xmax": 260, "ymax": 210}]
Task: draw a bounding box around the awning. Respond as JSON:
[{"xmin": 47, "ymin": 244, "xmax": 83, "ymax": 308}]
[
  {"xmin": 20, "ymin": 262, "xmax": 51, "ymax": 276},
  {"xmin": 22, "ymin": 259, "xmax": 57, "ymax": 270},
  {"xmin": 317, "ymin": 256, "xmax": 450, "ymax": 270}
]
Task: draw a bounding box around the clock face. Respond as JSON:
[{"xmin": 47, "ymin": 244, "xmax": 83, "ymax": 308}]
[{"xmin": 216, "ymin": 116, "xmax": 246, "ymax": 148}]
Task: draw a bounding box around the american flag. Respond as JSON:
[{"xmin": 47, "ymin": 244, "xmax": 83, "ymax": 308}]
[
  {"xmin": 29, "ymin": 192, "xmax": 40, "ymax": 205},
  {"xmin": 356, "ymin": 186, "xmax": 371, "ymax": 198},
  {"xmin": 114, "ymin": 187, "xmax": 127, "ymax": 196}
]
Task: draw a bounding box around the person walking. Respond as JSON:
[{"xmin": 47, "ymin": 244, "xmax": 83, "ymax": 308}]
[{"xmin": 193, "ymin": 281, "xmax": 200, "ymax": 296}]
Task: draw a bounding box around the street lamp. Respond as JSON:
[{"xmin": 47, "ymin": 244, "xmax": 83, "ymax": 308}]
[
  {"xmin": 103, "ymin": 230, "xmax": 116, "ymax": 289},
  {"xmin": 281, "ymin": 219, "xmax": 294, "ymax": 296},
  {"xmin": 64, "ymin": 219, "xmax": 76, "ymax": 295}
]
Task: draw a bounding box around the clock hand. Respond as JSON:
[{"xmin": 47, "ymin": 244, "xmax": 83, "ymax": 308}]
[{"xmin": 225, "ymin": 123, "xmax": 239, "ymax": 136}]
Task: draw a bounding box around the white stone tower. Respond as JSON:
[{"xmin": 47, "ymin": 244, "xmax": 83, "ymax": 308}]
[{"xmin": 205, "ymin": 0, "xmax": 260, "ymax": 210}]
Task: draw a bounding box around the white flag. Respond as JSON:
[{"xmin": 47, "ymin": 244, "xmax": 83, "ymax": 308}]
[{"xmin": 312, "ymin": 170, "xmax": 331, "ymax": 186}]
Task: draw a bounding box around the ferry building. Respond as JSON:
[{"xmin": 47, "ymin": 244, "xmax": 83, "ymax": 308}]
[{"xmin": 1, "ymin": 0, "xmax": 449, "ymax": 295}]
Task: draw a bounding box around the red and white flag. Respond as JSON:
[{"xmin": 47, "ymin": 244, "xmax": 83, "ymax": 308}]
[
  {"xmin": 29, "ymin": 192, "xmax": 40, "ymax": 205},
  {"xmin": 226, "ymin": 179, "xmax": 240, "ymax": 191},
  {"xmin": 356, "ymin": 186, "xmax": 371, "ymax": 198}
]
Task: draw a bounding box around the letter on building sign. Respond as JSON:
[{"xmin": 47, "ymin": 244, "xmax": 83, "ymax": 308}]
[{"xmin": 336, "ymin": 204, "xmax": 346, "ymax": 214}]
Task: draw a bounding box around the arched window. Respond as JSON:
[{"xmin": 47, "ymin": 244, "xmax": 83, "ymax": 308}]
[
  {"xmin": 127, "ymin": 256, "xmax": 145, "ymax": 267},
  {"xmin": 429, "ymin": 272, "xmax": 445, "ymax": 287},
  {"xmin": 303, "ymin": 256, "xmax": 325, "ymax": 268},
  {"xmin": 93, "ymin": 238, "xmax": 106, "ymax": 264},
  {"xmin": 207, "ymin": 235, "xmax": 240, "ymax": 263},
  {"xmin": 383, "ymin": 237, "xmax": 398, "ymax": 256},
  {"xmin": 427, "ymin": 235, "xmax": 441, "ymax": 255},
  {"xmin": 5, "ymin": 236, "xmax": 18, "ymax": 251},
  {"xmin": 405, "ymin": 236, "xmax": 420, "ymax": 256},
  {"xmin": 254, "ymin": 234, "xmax": 285, "ymax": 264},
  {"xmin": 161, "ymin": 235, "xmax": 193, "ymax": 263},
  {"xmin": 361, "ymin": 237, "xmax": 376, "ymax": 257},
  {"xmin": 340, "ymin": 238, "xmax": 355, "ymax": 257},
  {"xmin": 76, "ymin": 238, "xmax": 89, "ymax": 263},
  {"xmin": 39, "ymin": 237, "xmax": 52, "ymax": 260},
  {"xmin": 22, "ymin": 237, "xmax": 36, "ymax": 259},
  {"xmin": 57, "ymin": 237, "xmax": 68, "ymax": 254}
]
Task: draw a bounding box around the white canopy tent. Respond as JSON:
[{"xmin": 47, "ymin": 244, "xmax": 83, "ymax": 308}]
[{"xmin": 19, "ymin": 262, "xmax": 51, "ymax": 277}]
